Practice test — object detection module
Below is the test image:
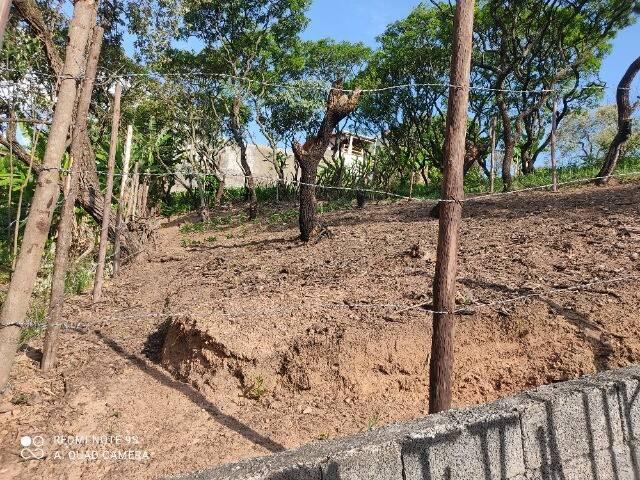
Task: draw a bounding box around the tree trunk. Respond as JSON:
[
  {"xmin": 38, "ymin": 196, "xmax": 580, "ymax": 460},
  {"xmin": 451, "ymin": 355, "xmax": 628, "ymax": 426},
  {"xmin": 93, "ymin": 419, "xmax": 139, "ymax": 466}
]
[
  {"xmin": 92, "ymin": 81, "xmax": 122, "ymax": 303},
  {"xmin": 41, "ymin": 24, "xmax": 103, "ymax": 372},
  {"xmin": 462, "ymin": 139, "xmax": 490, "ymax": 176},
  {"xmin": 0, "ymin": 0, "xmax": 94, "ymax": 391},
  {"xmin": 428, "ymin": 0, "xmax": 475, "ymax": 414},
  {"xmin": 164, "ymin": 176, "xmax": 175, "ymax": 205},
  {"xmin": 297, "ymin": 159, "xmax": 319, "ymax": 241},
  {"xmin": 520, "ymin": 113, "xmax": 538, "ymax": 175},
  {"xmin": 421, "ymin": 165, "xmax": 430, "ymax": 186},
  {"xmin": 490, "ymin": 118, "xmax": 496, "ymax": 193},
  {"xmin": 550, "ymin": 98, "xmax": 558, "ymax": 191},
  {"xmin": 231, "ymin": 95, "xmax": 257, "ymax": 219},
  {"xmin": 198, "ymin": 179, "xmax": 210, "ymax": 222},
  {"xmin": 498, "ymin": 97, "xmax": 515, "ymax": 191},
  {"xmin": 214, "ymin": 176, "xmax": 225, "ymax": 206},
  {"xmin": 292, "ymin": 81, "xmax": 362, "ymax": 242},
  {"xmin": 596, "ymin": 56, "xmax": 640, "ymax": 184},
  {"xmin": 13, "ymin": 0, "xmax": 142, "ymax": 255}
]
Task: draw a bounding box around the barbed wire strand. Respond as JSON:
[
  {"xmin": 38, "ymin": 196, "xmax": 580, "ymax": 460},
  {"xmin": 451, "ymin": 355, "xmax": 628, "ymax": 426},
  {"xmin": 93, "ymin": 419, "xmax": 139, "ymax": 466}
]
[
  {"xmin": 8, "ymin": 166, "xmax": 640, "ymax": 205},
  {"xmin": 0, "ymin": 68, "xmax": 635, "ymax": 96},
  {"xmin": 3, "ymin": 271, "xmax": 635, "ymax": 331}
]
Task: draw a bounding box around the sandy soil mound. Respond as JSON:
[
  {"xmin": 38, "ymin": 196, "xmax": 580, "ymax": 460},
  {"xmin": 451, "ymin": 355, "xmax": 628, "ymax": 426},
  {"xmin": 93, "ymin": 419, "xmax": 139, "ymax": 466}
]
[{"xmin": 1, "ymin": 181, "xmax": 640, "ymax": 480}]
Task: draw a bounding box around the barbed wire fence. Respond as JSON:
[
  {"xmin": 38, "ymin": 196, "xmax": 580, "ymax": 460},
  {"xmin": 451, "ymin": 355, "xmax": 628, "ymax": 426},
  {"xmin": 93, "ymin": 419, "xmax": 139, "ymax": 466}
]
[{"xmin": 1, "ymin": 69, "xmax": 639, "ymax": 336}]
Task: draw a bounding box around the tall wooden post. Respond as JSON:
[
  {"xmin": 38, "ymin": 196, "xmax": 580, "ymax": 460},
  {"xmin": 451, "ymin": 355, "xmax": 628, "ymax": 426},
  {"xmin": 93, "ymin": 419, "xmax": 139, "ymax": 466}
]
[
  {"xmin": 140, "ymin": 172, "xmax": 150, "ymax": 217},
  {"xmin": 0, "ymin": 0, "xmax": 11, "ymax": 50},
  {"xmin": 409, "ymin": 171, "xmax": 415, "ymax": 199},
  {"xmin": 112, "ymin": 124, "xmax": 132, "ymax": 277},
  {"xmin": 128, "ymin": 162, "xmax": 140, "ymax": 221},
  {"xmin": 490, "ymin": 117, "xmax": 496, "ymax": 193},
  {"xmin": 428, "ymin": 0, "xmax": 476, "ymax": 414},
  {"xmin": 0, "ymin": 0, "xmax": 95, "ymax": 390},
  {"xmin": 92, "ymin": 81, "xmax": 122, "ymax": 302},
  {"xmin": 41, "ymin": 25, "xmax": 103, "ymax": 372},
  {"xmin": 551, "ymin": 96, "xmax": 558, "ymax": 192}
]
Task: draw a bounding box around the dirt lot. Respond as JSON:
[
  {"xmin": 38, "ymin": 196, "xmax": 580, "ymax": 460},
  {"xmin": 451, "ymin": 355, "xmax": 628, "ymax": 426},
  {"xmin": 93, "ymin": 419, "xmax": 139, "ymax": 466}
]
[{"xmin": 1, "ymin": 181, "xmax": 640, "ymax": 479}]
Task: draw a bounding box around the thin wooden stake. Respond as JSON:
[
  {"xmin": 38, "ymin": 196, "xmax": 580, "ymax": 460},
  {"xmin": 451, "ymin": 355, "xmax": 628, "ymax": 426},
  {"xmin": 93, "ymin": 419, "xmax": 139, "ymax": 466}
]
[
  {"xmin": 140, "ymin": 175, "xmax": 149, "ymax": 217},
  {"xmin": 128, "ymin": 162, "xmax": 140, "ymax": 221},
  {"xmin": 112, "ymin": 124, "xmax": 132, "ymax": 277},
  {"xmin": 136, "ymin": 184, "xmax": 144, "ymax": 218},
  {"xmin": 409, "ymin": 171, "xmax": 415, "ymax": 199},
  {"xmin": 12, "ymin": 129, "xmax": 39, "ymax": 271},
  {"xmin": 428, "ymin": 0, "xmax": 476, "ymax": 414},
  {"xmin": 490, "ymin": 117, "xmax": 496, "ymax": 193},
  {"xmin": 551, "ymin": 96, "xmax": 558, "ymax": 192},
  {"xmin": 92, "ymin": 81, "xmax": 122, "ymax": 303}
]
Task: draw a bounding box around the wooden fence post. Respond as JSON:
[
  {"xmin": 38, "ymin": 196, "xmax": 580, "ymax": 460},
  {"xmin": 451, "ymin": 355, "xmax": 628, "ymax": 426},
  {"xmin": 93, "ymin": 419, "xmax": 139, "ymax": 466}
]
[
  {"xmin": 0, "ymin": 0, "xmax": 95, "ymax": 390},
  {"xmin": 41, "ymin": 25, "xmax": 104, "ymax": 372},
  {"xmin": 112, "ymin": 123, "xmax": 132, "ymax": 277},
  {"xmin": 140, "ymin": 172, "xmax": 150, "ymax": 217},
  {"xmin": 409, "ymin": 171, "xmax": 415, "ymax": 199},
  {"xmin": 128, "ymin": 162, "xmax": 140, "ymax": 221},
  {"xmin": 92, "ymin": 81, "xmax": 122, "ymax": 302},
  {"xmin": 428, "ymin": 0, "xmax": 476, "ymax": 414}
]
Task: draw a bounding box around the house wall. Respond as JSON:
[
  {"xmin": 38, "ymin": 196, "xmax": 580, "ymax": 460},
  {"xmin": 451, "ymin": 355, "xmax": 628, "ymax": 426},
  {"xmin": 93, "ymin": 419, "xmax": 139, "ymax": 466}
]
[{"xmin": 217, "ymin": 144, "xmax": 297, "ymax": 188}]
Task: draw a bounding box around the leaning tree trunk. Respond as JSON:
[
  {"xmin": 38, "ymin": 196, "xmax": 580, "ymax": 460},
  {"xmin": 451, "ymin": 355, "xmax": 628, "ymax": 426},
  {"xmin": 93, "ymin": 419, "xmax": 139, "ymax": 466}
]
[
  {"xmin": 292, "ymin": 81, "xmax": 362, "ymax": 241},
  {"xmin": 596, "ymin": 55, "xmax": 640, "ymax": 184},
  {"xmin": 12, "ymin": 0, "xmax": 142, "ymax": 255},
  {"xmin": 462, "ymin": 139, "xmax": 490, "ymax": 176},
  {"xmin": 41, "ymin": 23, "xmax": 103, "ymax": 372},
  {"xmin": 0, "ymin": 0, "xmax": 94, "ymax": 391}
]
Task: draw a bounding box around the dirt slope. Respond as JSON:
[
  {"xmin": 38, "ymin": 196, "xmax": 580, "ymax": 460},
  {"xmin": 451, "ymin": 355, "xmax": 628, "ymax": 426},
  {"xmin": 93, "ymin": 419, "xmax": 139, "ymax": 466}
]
[{"xmin": 1, "ymin": 181, "xmax": 640, "ymax": 480}]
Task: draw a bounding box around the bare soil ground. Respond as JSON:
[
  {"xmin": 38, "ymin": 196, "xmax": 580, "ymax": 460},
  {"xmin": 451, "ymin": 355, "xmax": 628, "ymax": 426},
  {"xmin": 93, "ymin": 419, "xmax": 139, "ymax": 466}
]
[{"xmin": 2, "ymin": 181, "xmax": 640, "ymax": 480}]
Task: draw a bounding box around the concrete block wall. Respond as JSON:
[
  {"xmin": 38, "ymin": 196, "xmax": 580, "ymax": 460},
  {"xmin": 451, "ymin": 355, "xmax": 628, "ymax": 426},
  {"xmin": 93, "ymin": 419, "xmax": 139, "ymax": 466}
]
[{"xmin": 171, "ymin": 365, "xmax": 640, "ymax": 480}]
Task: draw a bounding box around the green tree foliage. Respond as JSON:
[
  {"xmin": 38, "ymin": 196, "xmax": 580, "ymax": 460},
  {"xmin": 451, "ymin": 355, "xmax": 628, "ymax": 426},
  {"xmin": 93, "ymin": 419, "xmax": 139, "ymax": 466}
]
[
  {"xmin": 475, "ymin": 0, "xmax": 639, "ymax": 188},
  {"xmin": 558, "ymin": 105, "xmax": 640, "ymax": 165}
]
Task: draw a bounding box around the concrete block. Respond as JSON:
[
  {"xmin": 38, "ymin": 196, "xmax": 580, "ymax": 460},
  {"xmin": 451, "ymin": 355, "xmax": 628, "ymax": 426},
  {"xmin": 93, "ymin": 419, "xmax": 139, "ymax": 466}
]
[
  {"xmin": 319, "ymin": 441, "xmax": 402, "ymax": 480},
  {"xmin": 167, "ymin": 451, "xmax": 323, "ymax": 480},
  {"xmin": 592, "ymin": 368, "xmax": 640, "ymax": 443},
  {"xmin": 401, "ymin": 403, "xmax": 525, "ymax": 480},
  {"xmin": 170, "ymin": 365, "xmax": 640, "ymax": 480},
  {"xmin": 519, "ymin": 379, "xmax": 624, "ymax": 472}
]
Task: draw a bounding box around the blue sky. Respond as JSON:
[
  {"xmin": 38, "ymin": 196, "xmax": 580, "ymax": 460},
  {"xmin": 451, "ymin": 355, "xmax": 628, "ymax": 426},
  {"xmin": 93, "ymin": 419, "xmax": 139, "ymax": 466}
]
[
  {"xmin": 302, "ymin": 0, "xmax": 418, "ymax": 45},
  {"xmin": 301, "ymin": 0, "xmax": 639, "ymax": 100},
  {"xmin": 119, "ymin": 0, "xmax": 639, "ymax": 98}
]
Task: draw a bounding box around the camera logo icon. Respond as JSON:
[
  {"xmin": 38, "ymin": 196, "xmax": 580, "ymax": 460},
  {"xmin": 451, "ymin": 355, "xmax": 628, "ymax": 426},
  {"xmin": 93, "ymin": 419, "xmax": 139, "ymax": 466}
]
[{"xmin": 20, "ymin": 435, "xmax": 45, "ymax": 460}]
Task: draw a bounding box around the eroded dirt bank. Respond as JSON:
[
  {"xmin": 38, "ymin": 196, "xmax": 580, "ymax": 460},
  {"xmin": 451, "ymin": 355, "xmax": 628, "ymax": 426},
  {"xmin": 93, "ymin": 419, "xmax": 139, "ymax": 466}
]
[{"xmin": 1, "ymin": 181, "xmax": 640, "ymax": 479}]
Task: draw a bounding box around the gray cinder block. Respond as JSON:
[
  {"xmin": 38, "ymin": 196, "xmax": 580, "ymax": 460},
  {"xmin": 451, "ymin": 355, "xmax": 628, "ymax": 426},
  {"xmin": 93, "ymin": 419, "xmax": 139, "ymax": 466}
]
[
  {"xmin": 170, "ymin": 365, "xmax": 640, "ymax": 480},
  {"xmin": 400, "ymin": 400, "xmax": 525, "ymax": 480}
]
